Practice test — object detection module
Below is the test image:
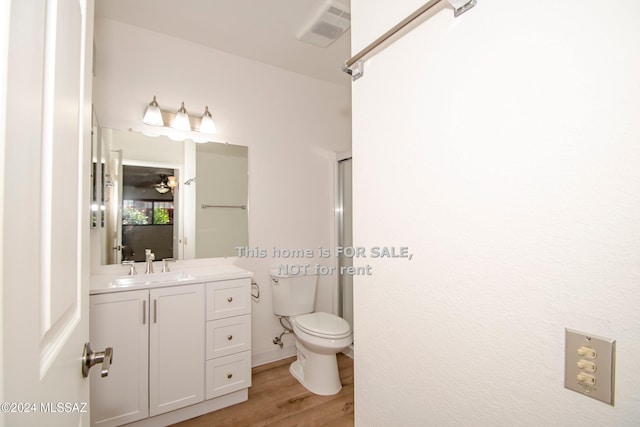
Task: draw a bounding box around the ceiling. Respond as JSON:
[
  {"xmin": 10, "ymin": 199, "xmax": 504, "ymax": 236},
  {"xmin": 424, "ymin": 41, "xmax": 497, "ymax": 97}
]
[{"xmin": 95, "ymin": 0, "xmax": 352, "ymax": 87}]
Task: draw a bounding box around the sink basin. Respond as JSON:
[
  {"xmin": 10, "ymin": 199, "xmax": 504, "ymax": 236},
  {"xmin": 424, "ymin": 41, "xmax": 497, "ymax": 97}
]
[{"xmin": 111, "ymin": 271, "xmax": 195, "ymax": 287}]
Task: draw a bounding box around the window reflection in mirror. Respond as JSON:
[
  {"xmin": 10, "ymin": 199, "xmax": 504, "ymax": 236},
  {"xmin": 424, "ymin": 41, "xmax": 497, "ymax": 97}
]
[
  {"xmin": 121, "ymin": 165, "xmax": 176, "ymax": 262},
  {"xmin": 95, "ymin": 128, "xmax": 249, "ymax": 265}
]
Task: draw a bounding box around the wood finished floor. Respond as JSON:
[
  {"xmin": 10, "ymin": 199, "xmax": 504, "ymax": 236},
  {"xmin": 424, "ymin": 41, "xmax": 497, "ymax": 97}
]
[{"xmin": 170, "ymin": 354, "xmax": 354, "ymax": 427}]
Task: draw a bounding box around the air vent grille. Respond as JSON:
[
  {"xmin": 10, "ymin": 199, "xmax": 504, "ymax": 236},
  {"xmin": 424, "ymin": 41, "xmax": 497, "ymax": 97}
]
[
  {"xmin": 297, "ymin": 0, "xmax": 351, "ymax": 48},
  {"xmin": 311, "ymin": 21, "xmax": 345, "ymax": 40}
]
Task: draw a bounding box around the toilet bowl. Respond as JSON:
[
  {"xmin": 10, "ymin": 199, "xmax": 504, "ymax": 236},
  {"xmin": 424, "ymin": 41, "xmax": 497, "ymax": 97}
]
[
  {"xmin": 289, "ymin": 312, "xmax": 352, "ymax": 395},
  {"xmin": 270, "ymin": 270, "xmax": 352, "ymax": 395}
]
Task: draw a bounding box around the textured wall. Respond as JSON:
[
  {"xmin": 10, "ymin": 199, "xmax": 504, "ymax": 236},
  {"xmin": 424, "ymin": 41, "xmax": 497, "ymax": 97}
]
[{"xmin": 352, "ymin": 0, "xmax": 640, "ymax": 425}]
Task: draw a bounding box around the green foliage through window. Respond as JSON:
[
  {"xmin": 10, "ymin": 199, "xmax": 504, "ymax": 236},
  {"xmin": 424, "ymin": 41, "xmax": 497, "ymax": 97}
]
[
  {"xmin": 123, "ymin": 206, "xmax": 149, "ymax": 225},
  {"xmin": 122, "ymin": 200, "xmax": 173, "ymax": 225},
  {"xmin": 153, "ymin": 208, "xmax": 171, "ymax": 225}
]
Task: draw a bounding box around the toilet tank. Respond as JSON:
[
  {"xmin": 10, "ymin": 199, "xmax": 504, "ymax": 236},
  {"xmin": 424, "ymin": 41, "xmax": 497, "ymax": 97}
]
[{"xmin": 270, "ymin": 269, "xmax": 318, "ymax": 316}]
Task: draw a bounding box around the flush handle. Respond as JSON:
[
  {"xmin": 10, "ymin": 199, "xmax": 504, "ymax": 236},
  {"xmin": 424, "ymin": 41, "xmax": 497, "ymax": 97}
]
[{"xmin": 82, "ymin": 342, "xmax": 113, "ymax": 378}]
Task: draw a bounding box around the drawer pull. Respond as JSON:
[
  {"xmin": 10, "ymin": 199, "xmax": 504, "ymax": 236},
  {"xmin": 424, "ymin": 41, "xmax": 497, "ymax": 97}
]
[
  {"xmin": 227, "ymin": 373, "xmax": 233, "ymax": 379},
  {"xmin": 227, "ymin": 334, "xmax": 233, "ymax": 340},
  {"xmin": 227, "ymin": 296, "xmax": 233, "ymax": 303}
]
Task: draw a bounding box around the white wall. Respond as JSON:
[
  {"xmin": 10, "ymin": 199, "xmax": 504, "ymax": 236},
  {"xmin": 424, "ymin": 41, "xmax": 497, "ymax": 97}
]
[
  {"xmin": 352, "ymin": 0, "xmax": 640, "ymax": 425},
  {"xmin": 92, "ymin": 19, "xmax": 351, "ymax": 364}
]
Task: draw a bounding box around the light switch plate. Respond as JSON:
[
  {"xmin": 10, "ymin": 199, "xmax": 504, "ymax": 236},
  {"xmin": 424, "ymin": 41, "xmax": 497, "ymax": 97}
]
[{"xmin": 565, "ymin": 328, "xmax": 616, "ymax": 405}]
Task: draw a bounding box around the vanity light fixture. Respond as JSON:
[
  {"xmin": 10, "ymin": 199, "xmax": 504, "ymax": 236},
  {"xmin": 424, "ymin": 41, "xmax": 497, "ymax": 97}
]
[
  {"xmin": 141, "ymin": 96, "xmax": 219, "ymax": 143},
  {"xmin": 142, "ymin": 96, "xmax": 164, "ymax": 126},
  {"xmin": 172, "ymin": 102, "xmax": 191, "ymax": 132},
  {"xmin": 199, "ymin": 106, "xmax": 217, "ymax": 134}
]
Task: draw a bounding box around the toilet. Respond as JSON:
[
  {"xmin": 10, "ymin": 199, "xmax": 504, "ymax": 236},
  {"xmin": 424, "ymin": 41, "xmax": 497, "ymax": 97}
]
[{"xmin": 270, "ymin": 269, "xmax": 352, "ymax": 395}]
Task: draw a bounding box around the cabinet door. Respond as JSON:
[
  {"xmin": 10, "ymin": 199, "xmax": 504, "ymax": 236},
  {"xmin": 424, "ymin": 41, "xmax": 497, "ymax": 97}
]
[
  {"xmin": 149, "ymin": 284, "xmax": 205, "ymax": 416},
  {"xmin": 90, "ymin": 290, "xmax": 149, "ymax": 427}
]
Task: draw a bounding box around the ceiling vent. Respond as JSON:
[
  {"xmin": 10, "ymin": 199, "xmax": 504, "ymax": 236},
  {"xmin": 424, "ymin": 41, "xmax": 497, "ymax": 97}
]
[{"xmin": 297, "ymin": 0, "xmax": 351, "ymax": 48}]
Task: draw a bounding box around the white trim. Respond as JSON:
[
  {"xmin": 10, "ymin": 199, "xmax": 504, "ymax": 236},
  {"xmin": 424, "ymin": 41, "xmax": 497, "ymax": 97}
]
[
  {"xmin": 251, "ymin": 346, "xmax": 296, "ymax": 368},
  {"xmin": 342, "ymin": 344, "xmax": 354, "ymax": 359},
  {"xmin": 0, "ymin": 0, "xmax": 12, "ymax": 412},
  {"xmin": 126, "ymin": 389, "xmax": 247, "ymax": 427},
  {"xmin": 337, "ymin": 150, "xmax": 352, "ymax": 161},
  {"xmin": 40, "ymin": 0, "xmax": 58, "ymax": 336}
]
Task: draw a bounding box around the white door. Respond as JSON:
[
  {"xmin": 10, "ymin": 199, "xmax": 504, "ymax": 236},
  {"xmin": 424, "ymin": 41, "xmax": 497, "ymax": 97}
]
[{"xmin": 1, "ymin": 0, "xmax": 95, "ymax": 426}]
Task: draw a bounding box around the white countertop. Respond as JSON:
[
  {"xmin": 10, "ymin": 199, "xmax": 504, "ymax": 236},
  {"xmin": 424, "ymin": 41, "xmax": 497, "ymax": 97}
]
[{"xmin": 90, "ymin": 264, "xmax": 253, "ymax": 295}]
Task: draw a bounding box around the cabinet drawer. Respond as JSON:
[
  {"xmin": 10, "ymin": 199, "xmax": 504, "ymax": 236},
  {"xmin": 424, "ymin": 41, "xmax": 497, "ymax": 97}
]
[
  {"xmin": 206, "ymin": 315, "xmax": 251, "ymax": 360},
  {"xmin": 206, "ymin": 279, "xmax": 251, "ymax": 320},
  {"xmin": 206, "ymin": 351, "xmax": 252, "ymax": 399}
]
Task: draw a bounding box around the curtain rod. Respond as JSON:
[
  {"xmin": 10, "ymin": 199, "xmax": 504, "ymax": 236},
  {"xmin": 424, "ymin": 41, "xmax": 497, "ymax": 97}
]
[{"xmin": 342, "ymin": 0, "xmax": 477, "ymax": 81}]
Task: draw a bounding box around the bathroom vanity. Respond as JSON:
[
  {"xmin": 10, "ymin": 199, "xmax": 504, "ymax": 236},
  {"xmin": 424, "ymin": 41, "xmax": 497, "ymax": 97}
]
[{"xmin": 89, "ymin": 265, "xmax": 252, "ymax": 426}]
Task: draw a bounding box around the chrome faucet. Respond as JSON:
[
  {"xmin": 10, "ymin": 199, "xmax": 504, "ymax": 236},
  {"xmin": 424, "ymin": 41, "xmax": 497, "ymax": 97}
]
[
  {"xmin": 162, "ymin": 258, "xmax": 175, "ymax": 273},
  {"xmin": 122, "ymin": 260, "xmax": 137, "ymax": 276},
  {"xmin": 144, "ymin": 249, "xmax": 155, "ymax": 274}
]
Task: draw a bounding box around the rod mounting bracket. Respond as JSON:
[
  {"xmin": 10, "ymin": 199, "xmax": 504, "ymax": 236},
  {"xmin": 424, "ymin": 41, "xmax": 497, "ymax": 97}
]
[
  {"xmin": 447, "ymin": 0, "xmax": 477, "ymax": 17},
  {"xmin": 342, "ymin": 60, "xmax": 364, "ymax": 81}
]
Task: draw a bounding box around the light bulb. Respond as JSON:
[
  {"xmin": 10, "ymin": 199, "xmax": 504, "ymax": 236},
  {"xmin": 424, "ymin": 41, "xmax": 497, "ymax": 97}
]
[
  {"xmin": 143, "ymin": 96, "xmax": 164, "ymax": 126},
  {"xmin": 172, "ymin": 102, "xmax": 191, "ymax": 131},
  {"xmin": 199, "ymin": 106, "xmax": 217, "ymax": 134}
]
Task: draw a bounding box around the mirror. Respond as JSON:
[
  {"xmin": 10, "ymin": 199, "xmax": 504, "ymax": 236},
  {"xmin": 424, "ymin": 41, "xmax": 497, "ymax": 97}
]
[
  {"xmin": 95, "ymin": 128, "xmax": 248, "ymax": 265},
  {"xmin": 90, "ymin": 108, "xmax": 105, "ymax": 228}
]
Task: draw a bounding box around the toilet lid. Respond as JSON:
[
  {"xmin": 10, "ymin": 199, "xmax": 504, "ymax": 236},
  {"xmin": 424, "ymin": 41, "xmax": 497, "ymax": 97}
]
[{"xmin": 295, "ymin": 312, "xmax": 351, "ymax": 338}]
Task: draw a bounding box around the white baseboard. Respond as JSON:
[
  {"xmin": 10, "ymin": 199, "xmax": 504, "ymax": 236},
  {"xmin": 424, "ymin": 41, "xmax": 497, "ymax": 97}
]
[
  {"xmin": 251, "ymin": 345, "xmax": 297, "ymax": 367},
  {"xmin": 342, "ymin": 343, "xmax": 354, "ymax": 359},
  {"xmin": 125, "ymin": 389, "xmax": 247, "ymax": 426},
  {"xmin": 252, "ymin": 342, "xmax": 353, "ymax": 367}
]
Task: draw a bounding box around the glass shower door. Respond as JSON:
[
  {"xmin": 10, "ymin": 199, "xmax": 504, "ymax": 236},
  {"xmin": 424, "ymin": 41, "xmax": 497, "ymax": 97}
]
[{"xmin": 338, "ymin": 157, "xmax": 353, "ymax": 331}]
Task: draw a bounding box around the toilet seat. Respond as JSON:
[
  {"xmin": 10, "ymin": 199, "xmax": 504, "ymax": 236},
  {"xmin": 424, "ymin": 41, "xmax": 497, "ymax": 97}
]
[{"xmin": 294, "ymin": 312, "xmax": 351, "ymax": 339}]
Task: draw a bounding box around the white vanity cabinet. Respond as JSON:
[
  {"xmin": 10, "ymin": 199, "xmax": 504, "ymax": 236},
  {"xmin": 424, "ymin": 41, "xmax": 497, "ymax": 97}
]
[
  {"xmin": 205, "ymin": 279, "xmax": 252, "ymax": 399},
  {"xmin": 89, "ymin": 272, "xmax": 252, "ymax": 427},
  {"xmin": 90, "ymin": 284, "xmax": 204, "ymax": 426},
  {"xmin": 90, "ymin": 290, "xmax": 149, "ymax": 426}
]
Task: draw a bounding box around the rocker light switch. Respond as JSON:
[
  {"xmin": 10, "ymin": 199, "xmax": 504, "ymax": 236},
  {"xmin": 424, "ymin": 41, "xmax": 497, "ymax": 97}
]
[{"xmin": 565, "ymin": 328, "xmax": 616, "ymax": 405}]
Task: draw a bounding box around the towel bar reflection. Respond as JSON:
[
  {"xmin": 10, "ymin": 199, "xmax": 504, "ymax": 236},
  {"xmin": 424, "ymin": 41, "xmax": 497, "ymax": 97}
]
[{"xmin": 201, "ymin": 204, "xmax": 247, "ymax": 209}]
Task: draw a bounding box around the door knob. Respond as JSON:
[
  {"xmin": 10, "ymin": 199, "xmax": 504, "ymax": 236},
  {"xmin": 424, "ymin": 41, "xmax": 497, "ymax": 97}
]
[{"xmin": 82, "ymin": 342, "xmax": 113, "ymax": 378}]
